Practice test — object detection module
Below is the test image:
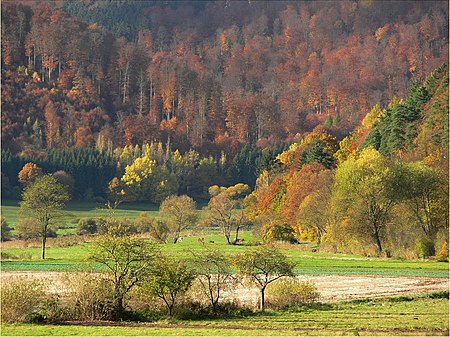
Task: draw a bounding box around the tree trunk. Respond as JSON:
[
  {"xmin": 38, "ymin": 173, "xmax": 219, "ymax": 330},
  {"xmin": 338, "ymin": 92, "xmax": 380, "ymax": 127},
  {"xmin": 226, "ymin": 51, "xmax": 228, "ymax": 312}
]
[
  {"xmin": 260, "ymin": 287, "xmax": 265, "ymax": 311},
  {"xmin": 233, "ymin": 225, "xmax": 240, "ymax": 244},
  {"xmin": 41, "ymin": 234, "xmax": 46, "ymax": 260},
  {"xmin": 113, "ymin": 295, "xmax": 124, "ymax": 319},
  {"xmin": 41, "ymin": 220, "xmax": 48, "ymax": 260},
  {"xmin": 316, "ymin": 227, "xmax": 321, "ymax": 244},
  {"xmin": 374, "ymin": 226, "xmax": 383, "ymax": 254}
]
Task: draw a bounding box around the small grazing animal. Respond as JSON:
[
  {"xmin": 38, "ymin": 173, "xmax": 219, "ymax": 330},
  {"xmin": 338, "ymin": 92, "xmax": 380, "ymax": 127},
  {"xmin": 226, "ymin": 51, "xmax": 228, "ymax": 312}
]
[{"xmin": 198, "ymin": 237, "xmax": 205, "ymax": 244}]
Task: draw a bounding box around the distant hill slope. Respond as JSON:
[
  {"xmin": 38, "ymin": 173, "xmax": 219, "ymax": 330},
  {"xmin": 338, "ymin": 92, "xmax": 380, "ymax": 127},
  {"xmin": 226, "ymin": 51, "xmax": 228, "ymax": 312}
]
[{"xmin": 1, "ymin": 1, "xmax": 448, "ymax": 156}]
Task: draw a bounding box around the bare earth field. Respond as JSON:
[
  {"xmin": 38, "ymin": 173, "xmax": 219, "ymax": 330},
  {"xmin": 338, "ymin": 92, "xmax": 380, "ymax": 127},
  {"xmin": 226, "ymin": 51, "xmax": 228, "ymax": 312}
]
[{"xmin": 1, "ymin": 271, "xmax": 448, "ymax": 304}]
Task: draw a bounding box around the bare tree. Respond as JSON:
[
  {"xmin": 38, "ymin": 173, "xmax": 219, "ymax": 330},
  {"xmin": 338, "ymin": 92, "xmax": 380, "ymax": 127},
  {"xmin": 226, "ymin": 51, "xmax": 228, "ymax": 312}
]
[
  {"xmin": 204, "ymin": 184, "xmax": 250, "ymax": 244},
  {"xmin": 159, "ymin": 195, "xmax": 198, "ymax": 243}
]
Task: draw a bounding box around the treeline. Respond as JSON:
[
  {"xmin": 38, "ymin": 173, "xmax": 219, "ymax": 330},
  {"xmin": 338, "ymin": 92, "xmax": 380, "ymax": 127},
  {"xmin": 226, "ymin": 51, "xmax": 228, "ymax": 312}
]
[
  {"xmin": 246, "ymin": 65, "xmax": 449, "ymax": 258},
  {"xmin": 1, "ymin": 148, "xmax": 115, "ymax": 199},
  {"xmin": 1, "ymin": 142, "xmax": 285, "ymax": 201},
  {"xmin": 2, "ymin": 1, "xmax": 448, "ymax": 155}
]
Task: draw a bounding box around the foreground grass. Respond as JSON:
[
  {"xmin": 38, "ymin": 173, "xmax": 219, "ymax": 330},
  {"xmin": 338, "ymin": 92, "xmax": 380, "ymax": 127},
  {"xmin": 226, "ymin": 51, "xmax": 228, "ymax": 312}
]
[
  {"xmin": 2, "ymin": 296, "xmax": 448, "ymax": 336},
  {"xmin": 1, "ymin": 233, "xmax": 448, "ymax": 277}
]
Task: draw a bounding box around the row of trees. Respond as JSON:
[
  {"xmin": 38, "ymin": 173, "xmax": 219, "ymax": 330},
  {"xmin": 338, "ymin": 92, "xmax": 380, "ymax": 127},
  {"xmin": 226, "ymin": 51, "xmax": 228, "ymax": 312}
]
[
  {"xmin": 91, "ymin": 224, "xmax": 295, "ymax": 316},
  {"xmin": 2, "ymin": 141, "xmax": 284, "ymax": 201},
  {"xmin": 1, "ymin": 148, "xmax": 116, "ymax": 199},
  {"xmin": 2, "ymin": 1, "xmax": 448, "ymax": 154},
  {"xmin": 5, "ymin": 170, "xmax": 295, "ymax": 316}
]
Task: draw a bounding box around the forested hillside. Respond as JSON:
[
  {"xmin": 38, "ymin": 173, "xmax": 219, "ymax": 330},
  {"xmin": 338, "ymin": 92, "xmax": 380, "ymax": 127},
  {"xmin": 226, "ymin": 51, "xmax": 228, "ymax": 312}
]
[
  {"xmin": 247, "ymin": 65, "xmax": 449, "ymax": 257},
  {"xmin": 2, "ymin": 0, "xmax": 448, "ymax": 156}
]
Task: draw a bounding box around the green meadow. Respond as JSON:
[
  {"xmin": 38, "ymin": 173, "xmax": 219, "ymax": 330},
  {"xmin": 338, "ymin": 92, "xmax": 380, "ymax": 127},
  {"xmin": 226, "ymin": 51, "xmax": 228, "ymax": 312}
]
[
  {"xmin": 1, "ymin": 201, "xmax": 449, "ymax": 277},
  {"xmin": 1, "ymin": 233, "xmax": 448, "ymax": 277},
  {"xmin": 1, "ymin": 200, "xmax": 160, "ymax": 235}
]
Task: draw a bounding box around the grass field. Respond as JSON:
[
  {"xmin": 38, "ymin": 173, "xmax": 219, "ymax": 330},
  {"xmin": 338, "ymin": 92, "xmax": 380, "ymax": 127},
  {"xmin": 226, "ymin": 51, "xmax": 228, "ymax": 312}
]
[
  {"xmin": 1, "ymin": 233, "xmax": 448, "ymax": 277},
  {"xmin": 1, "ymin": 295, "xmax": 448, "ymax": 336},
  {"xmin": 1, "ymin": 200, "xmax": 160, "ymax": 225},
  {"xmin": 1, "ymin": 200, "xmax": 449, "ymax": 277},
  {"xmin": 1, "ymin": 200, "xmax": 160, "ymax": 235}
]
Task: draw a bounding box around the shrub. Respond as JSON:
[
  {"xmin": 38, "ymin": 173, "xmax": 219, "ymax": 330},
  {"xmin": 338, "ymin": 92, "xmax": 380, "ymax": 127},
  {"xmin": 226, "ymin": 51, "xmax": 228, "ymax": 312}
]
[
  {"xmin": 134, "ymin": 212, "xmax": 154, "ymax": 234},
  {"xmin": 100, "ymin": 218, "xmax": 137, "ymax": 236},
  {"xmin": 38, "ymin": 296, "xmax": 70, "ymax": 323},
  {"xmin": 266, "ymin": 278, "xmax": 320, "ymax": 309},
  {"xmin": 427, "ymin": 291, "xmax": 449, "ymax": 299},
  {"xmin": 436, "ymin": 241, "xmax": 448, "ymax": 262},
  {"xmin": 15, "ymin": 218, "xmax": 57, "ymax": 240},
  {"xmin": 145, "ymin": 220, "xmax": 170, "ymax": 243},
  {"xmin": 415, "ymin": 237, "xmax": 435, "ymax": 258},
  {"xmin": 76, "ymin": 218, "xmax": 98, "ymax": 235},
  {"xmin": 0, "ymin": 252, "xmax": 19, "ymax": 260},
  {"xmin": 172, "ymin": 299, "xmax": 253, "ymax": 319},
  {"xmin": 261, "ymin": 222, "xmax": 295, "ymax": 242},
  {"xmin": 1, "ymin": 277, "xmax": 46, "ymax": 323},
  {"xmin": 62, "ymin": 272, "xmax": 115, "ymax": 321},
  {"xmin": 1, "ymin": 217, "xmax": 12, "ymax": 241}
]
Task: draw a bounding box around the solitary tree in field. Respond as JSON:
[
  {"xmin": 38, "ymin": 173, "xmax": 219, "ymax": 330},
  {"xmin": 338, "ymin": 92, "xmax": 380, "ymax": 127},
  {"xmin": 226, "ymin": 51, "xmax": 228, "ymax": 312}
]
[
  {"xmin": 191, "ymin": 248, "xmax": 235, "ymax": 312},
  {"xmin": 204, "ymin": 183, "xmax": 250, "ymax": 244},
  {"xmin": 233, "ymin": 246, "xmax": 295, "ymax": 311},
  {"xmin": 90, "ymin": 225, "xmax": 158, "ymax": 318},
  {"xmin": 20, "ymin": 174, "xmax": 70, "ymax": 259},
  {"xmin": 159, "ymin": 195, "xmax": 197, "ymax": 243},
  {"xmin": 106, "ymin": 177, "xmax": 127, "ymax": 209},
  {"xmin": 143, "ymin": 256, "xmax": 196, "ymax": 316}
]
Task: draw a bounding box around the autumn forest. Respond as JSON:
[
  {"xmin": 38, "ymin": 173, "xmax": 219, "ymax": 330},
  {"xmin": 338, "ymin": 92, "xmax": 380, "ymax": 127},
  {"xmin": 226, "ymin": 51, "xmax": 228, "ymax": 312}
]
[{"xmin": 1, "ymin": 0, "xmax": 449, "ymax": 258}]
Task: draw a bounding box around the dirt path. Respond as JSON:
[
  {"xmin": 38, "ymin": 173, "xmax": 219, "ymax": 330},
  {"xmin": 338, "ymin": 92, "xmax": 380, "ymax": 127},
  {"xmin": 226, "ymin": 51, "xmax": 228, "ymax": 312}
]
[{"xmin": 2, "ymin": 271, "xmax": 448, "ymax": 304}]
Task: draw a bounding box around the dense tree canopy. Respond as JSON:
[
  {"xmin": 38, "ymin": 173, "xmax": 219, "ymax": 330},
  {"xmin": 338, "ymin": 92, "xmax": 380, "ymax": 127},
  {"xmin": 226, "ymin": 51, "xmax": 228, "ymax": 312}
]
[{"xmin": 2, "ymin": 1, "xmax": 448, "ymax": 156}]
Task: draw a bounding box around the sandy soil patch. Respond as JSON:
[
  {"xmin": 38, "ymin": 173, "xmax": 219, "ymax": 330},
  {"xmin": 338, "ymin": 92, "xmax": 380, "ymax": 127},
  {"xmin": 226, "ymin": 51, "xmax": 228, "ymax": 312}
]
[
  {"xmin": 1, "ymin": 271, "xmax": 447, "ymax": 304},
  {"xmin": 223, "ymin": 274, "xmax": 449, "ymax": 305}
]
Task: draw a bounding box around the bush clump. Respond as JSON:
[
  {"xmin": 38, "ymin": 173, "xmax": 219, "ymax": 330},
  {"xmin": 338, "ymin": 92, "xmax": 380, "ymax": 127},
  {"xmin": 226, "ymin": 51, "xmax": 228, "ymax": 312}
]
[
  {"xmin": 174, "ymin": 299, "xmax": 253, "ymax": 319},
  {"xmin": 436, "ymin": 241, "xmax": 448, "ymax": 262},
  {"xmin": 62, "ymin": 272, "xmax": 115, "ymax": 321},
  {"xmin": 1, "ymin": 278, "xmax": 46, "ymax": 323},
  {"xmin": 261, "ymin": 222, "xmax": 296, "ymax": 242},
  {"xmin": 416, "ymin": 237, "xmax": 435, "ymax": 258},
  {"xmin": 1, "ymin": 217, "xmax": 12, "ymax": 241},
  {"xmin": 76, "ymin": 218, "xmax": 99, "ymax": 235},
  {"xmin": 15, "ymin": 218, "xmax": 57, "ymax": 240},
  {"xmin": 266, "ymin": 278, "xmax": 320, "ymax": 309},
  {"xmin": 134, "ymin": 213, "xmax": 169, "ymax": 242}
]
